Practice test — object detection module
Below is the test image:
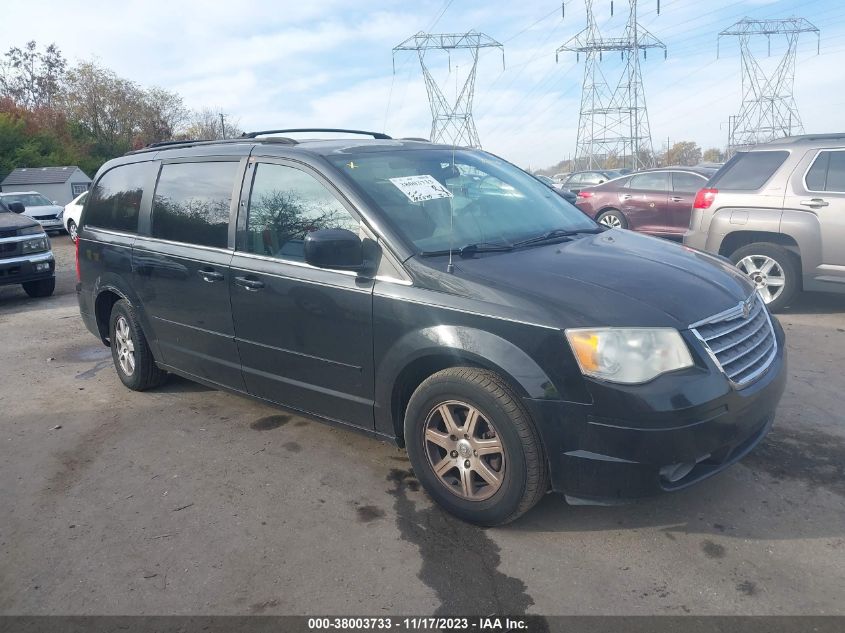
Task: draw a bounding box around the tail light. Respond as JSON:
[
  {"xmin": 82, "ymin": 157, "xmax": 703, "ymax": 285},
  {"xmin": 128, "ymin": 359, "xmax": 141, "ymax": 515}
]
[
  {"xmin": 693, "ymin": 188, "xmax": 718, "ymax": 209},
  {"xmin": 75, "ymin": 234, "xmax": 81, "ymax": 282},
  {"xmin": 577, "ymin": 191, "xmax": 594, "ymax": 198}
]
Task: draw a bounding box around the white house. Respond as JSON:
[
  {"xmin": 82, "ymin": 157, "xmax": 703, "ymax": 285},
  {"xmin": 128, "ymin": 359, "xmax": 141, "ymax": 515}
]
[{"xmin": 1, "ymin": 166, "xmax": 92, "ymax": 205}]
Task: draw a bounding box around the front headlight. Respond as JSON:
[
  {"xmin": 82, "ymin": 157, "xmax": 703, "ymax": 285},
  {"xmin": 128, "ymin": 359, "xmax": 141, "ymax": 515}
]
[
  {"xmin": 565, "ymin": 327, "xmax": 694, "ymax": 384},
  {"xmin": 21, "ymin": 237, "xmax": 49, "ymax": 253}
]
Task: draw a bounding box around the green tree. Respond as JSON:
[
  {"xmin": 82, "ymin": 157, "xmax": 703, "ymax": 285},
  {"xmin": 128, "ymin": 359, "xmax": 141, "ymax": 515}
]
[
  {"xmin": 666, "ymin": 141, "xmax": 702, "ymax": 166},
  {"xmin": 702, "ymin": 147, "xmax": 724, "ymax": 163}
]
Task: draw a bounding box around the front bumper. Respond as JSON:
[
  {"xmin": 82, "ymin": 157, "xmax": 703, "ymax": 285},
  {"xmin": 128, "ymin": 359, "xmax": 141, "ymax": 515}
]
[
  {"xmin": 34, "ymin": 218, "xmax": 63, "ymax": 230},
  {"xmin": 0, "ymin": 251, "xmax": 55, "ymax": 286},
  {"xmin": 524, "ymin": 318, "xmax": 787, "ymax": 503}
]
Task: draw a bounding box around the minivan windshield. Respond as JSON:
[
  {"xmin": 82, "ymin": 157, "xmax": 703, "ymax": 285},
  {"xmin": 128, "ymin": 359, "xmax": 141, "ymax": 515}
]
[
  {"xmin": 328, "ymin": 149, "xmax": 597, "ymax": 253},
  {"xmin": 1, "ymin": 193, "xmax": 53, "ymax": 207}
]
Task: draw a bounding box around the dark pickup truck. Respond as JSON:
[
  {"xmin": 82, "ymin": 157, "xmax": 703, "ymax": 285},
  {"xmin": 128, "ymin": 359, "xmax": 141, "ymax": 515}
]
[{"xmin": 0, "ymin": 199, "xmax": 56, "ymax": 297}]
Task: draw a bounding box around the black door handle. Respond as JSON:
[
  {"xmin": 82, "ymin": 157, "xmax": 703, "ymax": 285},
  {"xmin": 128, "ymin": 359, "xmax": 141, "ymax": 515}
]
[
  {"xmin": 198, "ymin": 268, "xmax": 224, "ymax": 282},
  {"xmin": 234, "ymin": 276, "xmax": 264, "ymax": 291}
]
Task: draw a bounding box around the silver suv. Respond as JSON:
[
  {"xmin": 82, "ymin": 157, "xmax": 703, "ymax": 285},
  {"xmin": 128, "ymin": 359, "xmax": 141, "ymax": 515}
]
[{"xmin": 684, "ymin": 133, "xmax": 845, "ymax": 311}]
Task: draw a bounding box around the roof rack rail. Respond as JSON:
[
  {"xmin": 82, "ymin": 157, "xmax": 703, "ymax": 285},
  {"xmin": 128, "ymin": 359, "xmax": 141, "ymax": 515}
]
[
  {"xmin": 772, "ymin": 133, "xmax": 845, "ymax": 144},
  {"xmin": 126, "ymin": 136, "xmax": 297, "ymax": 155},
  {"xmin": 241, "ymin": 128, "xmax": 392, "ymax": 140}
]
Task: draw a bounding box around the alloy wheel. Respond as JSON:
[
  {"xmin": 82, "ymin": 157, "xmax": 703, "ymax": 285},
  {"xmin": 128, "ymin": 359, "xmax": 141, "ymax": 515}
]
[
  {"xmin": 736, "ymin": 255, "xmax": 785, "ymax": 304},
  {"xmin": 114, "ymin": 316, "xmax": 136, "ymax": 376},
  {"xmin": 599, "ymin": 214, "xmax": 622, "ymax": 228},
  {"xmin": 68, "ymin": 221, "xmax": 78, "ymax": 242},
  {"xmin": 423, "ymin": 400, "xmax": 506, "ymax": 501}
]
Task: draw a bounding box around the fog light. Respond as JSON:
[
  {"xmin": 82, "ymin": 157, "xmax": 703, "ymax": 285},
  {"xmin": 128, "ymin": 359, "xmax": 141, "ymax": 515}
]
[
  {"xmin": 659, "ymin": 462, "xmax": 696, "ymax": 483},
  {"xmin": 34, "ymin": 262, "xmax": 51, "ymax": 272}
]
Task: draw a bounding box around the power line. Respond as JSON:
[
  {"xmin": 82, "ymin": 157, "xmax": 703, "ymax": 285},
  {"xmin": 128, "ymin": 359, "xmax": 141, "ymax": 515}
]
[
  {"xmin": 718, "ymin": 17, "xmax": 820, "ymax": 154},
  {"xmin": 559, "ymin": 0, "xmax": 666, "ymax": 171},
  {"xmin": 393, "ymin": 32, "xmax": 505, "ymax": 147}
]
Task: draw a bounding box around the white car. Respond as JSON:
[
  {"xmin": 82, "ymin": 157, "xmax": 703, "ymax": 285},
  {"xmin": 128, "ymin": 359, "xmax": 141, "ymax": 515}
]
[
  {"xmin": 0, "ymin": 191, "xmax": 65, "ymax": 234},
  {"xmin": 63, "ymin": 191, "xmax": 88, "ymax": 242}
]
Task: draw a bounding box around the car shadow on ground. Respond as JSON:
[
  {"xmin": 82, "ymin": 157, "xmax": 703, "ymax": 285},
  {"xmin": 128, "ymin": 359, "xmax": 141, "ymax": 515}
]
[
  {"xmin": 155, "ymin": 374, "xmax": 215, "ymax": 393},
  {"xmin": 780, "ymin": 292, "xmax": 845, "ymax": 315}
]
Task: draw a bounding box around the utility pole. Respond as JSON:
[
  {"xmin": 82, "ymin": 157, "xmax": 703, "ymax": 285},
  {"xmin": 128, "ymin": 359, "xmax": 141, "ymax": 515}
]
[
  {"xmin": 718, "ymin": 17, "xmax": 820, "ymax": 155},
  {"xmin": 393, "ymin": 31, "xmax": 505, "ymax": 148},
  {"xmin": 558, "ymin": 1, "xmax": 665, "ymax": 171},
  {"xmin": 219, "ymin": 113, "xmax": 226, "ymax": 140}
]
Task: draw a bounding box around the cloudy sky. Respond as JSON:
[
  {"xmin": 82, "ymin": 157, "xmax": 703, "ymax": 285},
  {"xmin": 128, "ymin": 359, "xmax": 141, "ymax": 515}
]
[{"xmin": 7, "ymin": 0, "xmax": 845, "ymax": 167}]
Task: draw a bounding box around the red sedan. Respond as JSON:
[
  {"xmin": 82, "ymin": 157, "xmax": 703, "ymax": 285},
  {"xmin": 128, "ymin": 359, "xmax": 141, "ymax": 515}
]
[{"xmin": 575, "ymin": 167, "xmax": 717, "ymax": 240}]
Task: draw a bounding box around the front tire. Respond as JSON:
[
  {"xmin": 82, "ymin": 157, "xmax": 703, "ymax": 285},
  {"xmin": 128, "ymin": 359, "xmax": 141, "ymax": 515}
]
[
  {"xmin": 22, "ymin": 278, "xmax": 55, "ymax": 297},
  {"xmin": 596, "ymin": 209, "xmax": 627, "ymax": 229},
  {"xmin": 108, "ymin": 299, "xmax": 167, "ymax": 391},
  {"xmin": 404, "ymin": 367, "xmax": 548, "ymax": 526},
  {"xmin": 730, "ymin": 242, "xmax": 800, "ymax": 312}
]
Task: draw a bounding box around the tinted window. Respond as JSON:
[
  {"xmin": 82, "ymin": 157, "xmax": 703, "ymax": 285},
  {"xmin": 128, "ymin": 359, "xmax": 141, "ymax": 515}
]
[
  {"xmin": 828, "ymin": 152, "xmax": 845, "ymax": 191},
  {"xmin": 84, "ymin": 162, "xmax": 152, "ymax": 232},
  {"xmin": 806, "ymin": 152, "xmax": 829, "ymax": 190},
  {"xmin": 628, "ymin": 172, "xmax": 670, "ymax": 191},
  {"xmin": 244, "ymin": 163, "xmax": 359, "ymax": 261},
  {"xmin": 672, "ymin": 172, "xmax": 707, "ymax": 192},
  {"xmin": 806, "ymin": 150, "xmax": 845, "ymax": 192},
  {"xmin": 710, "ymin": 151, "xmax": 789, "ymax": 190},
  {"xmin": 151, "ymin": 161, "xmax": 238, "ymax": 248}
]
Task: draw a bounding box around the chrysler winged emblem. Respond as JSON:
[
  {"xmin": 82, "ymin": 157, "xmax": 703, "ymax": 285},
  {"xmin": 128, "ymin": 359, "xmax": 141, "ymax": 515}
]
[{"xmin": 742, "ymin": 297, "xmax": 753, "ymax": 318}]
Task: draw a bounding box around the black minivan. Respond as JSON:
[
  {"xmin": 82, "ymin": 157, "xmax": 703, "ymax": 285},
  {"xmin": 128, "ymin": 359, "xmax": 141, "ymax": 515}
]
[{"xmin": 76, "ymin": 129, "xmax": 786, "ymax": 525}]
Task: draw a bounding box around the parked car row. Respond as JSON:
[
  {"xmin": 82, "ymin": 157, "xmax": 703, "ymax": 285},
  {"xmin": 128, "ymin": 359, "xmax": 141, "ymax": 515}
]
[
  {"xmin": 570, "ymin": 134, "xmax": 845, "ymax": 312},
  {"xmin": 0, "ymin": 191, "xmax": 65, "ymax": 234},
  {"xmin": 574, "ymin": 166, "xmax": 717, "ymax": 240}
]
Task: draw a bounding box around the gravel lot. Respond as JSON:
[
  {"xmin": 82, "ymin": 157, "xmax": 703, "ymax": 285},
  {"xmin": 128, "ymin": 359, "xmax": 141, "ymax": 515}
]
[{"xmin": 1, "ymin": 235, "xmax": 844, "ymax": 616}]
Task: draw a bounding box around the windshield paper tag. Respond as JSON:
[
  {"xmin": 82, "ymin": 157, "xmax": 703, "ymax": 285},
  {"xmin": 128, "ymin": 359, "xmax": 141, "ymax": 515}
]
[{"xmin": 389, "ymin": 175, "xmax": 453, "ymax": 202}]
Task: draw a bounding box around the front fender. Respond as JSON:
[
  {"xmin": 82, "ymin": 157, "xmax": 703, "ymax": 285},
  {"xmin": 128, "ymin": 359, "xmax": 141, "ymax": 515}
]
[{"xmin": 374, "ymin": 324, "xmax": 565, "ymax": 438}]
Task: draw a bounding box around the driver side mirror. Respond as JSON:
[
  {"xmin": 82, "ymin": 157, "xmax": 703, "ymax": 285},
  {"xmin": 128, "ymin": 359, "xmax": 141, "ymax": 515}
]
[
  {"xmin": 304, "ymin": 228, "xmax": 365, "ymax": 271},
  {"xmin": 8, "ymin": 202, "xmax": 25, "ymax": 214}
]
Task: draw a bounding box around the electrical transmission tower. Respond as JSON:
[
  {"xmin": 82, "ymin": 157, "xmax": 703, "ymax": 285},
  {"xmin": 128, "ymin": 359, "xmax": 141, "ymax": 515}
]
[
  {"xmin": 719, "ymin": 18, "xmax": 820, "ymax": 154},
  {"xmin": 558, "ymin": 1, "xmax": 665, "ymax": 171},
  {"xmin": 393, "ymin": 31, "xmax": 504, "ymax": 148}
]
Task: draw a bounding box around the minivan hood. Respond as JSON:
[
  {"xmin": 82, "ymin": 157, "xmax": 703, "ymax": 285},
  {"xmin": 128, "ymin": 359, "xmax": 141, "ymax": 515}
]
[{"xmin": 448, "ymin": 229, "xmax": 755, "ymax": 329}]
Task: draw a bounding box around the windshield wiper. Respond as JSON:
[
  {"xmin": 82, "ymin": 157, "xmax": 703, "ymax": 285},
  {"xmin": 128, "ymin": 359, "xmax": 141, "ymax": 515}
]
[
  {"xmin": 513, "ymin": 227, "xmax": 605, "ymax": 248},
  {"xmin": 420, "ymin": 241, "xmax": 514, "ymax": 258}
]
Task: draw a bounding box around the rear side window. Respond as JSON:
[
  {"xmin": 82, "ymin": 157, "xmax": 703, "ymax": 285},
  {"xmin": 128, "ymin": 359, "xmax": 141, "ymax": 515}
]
[
  {"xmin": 628, "ymin": 172, "xmax": 670, "ymax": 191},
  {"xmin": 710, "ymin": 151, "xmax": 789, "ymax": 190},
  {"xmin": 83, "ymin": 162, "xmax": 152, "ymax": 232},
  {"xmin": 243, "ymin": 163, "xmax": 359, "ymax": 261},
  {"xmin": 151, "ymin": 161, "xmax": 239, "ymax": 248},
  {"xmin": 672, "ymin": 172, "xmax": 707, "ymax": 192},
  {"xmin": 806, "ymin": 150, "xmax": 845, "ymax": 192}
]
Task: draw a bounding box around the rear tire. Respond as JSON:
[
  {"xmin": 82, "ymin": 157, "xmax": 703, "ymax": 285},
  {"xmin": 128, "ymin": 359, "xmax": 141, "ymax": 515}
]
[
  {"xmin": 22, "ymin": 278, "xmax": 55, "ymax": 298},
  {"xmin": 404, "ymin": 367, "xmax": 548, "ymax": 526},
  {"xmin": 108, "ymin": 299, "xmax": 167, "ymax": 391},
  {"xmin": 67, "ymin": 220, "xmax": 78, "ymax": 242},
  {"xmin": 596, "ymin": 209, "xmax": 628, "ymax": 229},
  {"xmin": 730, "ymin": 242, "xmax": 800, "ymax": 313}
]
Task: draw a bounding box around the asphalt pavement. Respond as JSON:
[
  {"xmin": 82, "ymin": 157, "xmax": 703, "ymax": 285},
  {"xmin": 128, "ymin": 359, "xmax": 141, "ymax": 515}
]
[{"xmin": 1, "ymin": 235, "xmax": 843, "ymax": 616}]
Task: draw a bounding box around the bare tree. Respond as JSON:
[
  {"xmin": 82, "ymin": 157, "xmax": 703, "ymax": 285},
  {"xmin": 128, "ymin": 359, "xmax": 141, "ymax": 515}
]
[
  {"xmin": 136, "ymin": 87, "xmax": 188, "ymax": 145},
  {"xmin": 0, "ymin": 41, "xmax": 66, "ymax": 109},
  {"xmin": 181, "ymin": 107, "xmax": 242, "ymax": 140}
]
